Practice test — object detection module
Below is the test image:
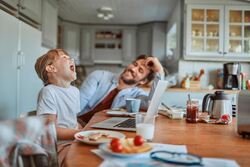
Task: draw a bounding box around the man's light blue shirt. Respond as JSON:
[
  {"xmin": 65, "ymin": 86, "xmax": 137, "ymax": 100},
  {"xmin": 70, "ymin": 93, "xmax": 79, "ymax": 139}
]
[{"xmin": 79, "ymin": 70, "xmax": 161, "ymax": 115}]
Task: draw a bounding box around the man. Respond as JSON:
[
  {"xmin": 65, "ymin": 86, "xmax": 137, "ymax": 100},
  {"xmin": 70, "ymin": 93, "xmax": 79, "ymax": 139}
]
[{"xmin": 78, "ymin": 55, "xmax": 165, "ymax": 124}]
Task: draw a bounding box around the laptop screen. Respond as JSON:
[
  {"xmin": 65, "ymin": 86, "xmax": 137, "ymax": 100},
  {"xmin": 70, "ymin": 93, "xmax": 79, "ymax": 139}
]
[{"xmin": 145, "ymin": 80, "xmax": 169, "ymax": 118}]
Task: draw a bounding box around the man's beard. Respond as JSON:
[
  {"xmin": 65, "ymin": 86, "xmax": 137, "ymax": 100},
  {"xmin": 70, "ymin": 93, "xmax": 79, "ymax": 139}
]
[
  {"xmin": 120, "ymin": 69, "xmax": 146, "ymax": 85},
  {"xmin": 120, "ymin": 76, "xmax": 137, "ymax": 85}
]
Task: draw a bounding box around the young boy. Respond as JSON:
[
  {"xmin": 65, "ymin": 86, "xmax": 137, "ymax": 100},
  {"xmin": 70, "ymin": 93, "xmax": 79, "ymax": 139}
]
[{"xmin": 35, "ymin": 49, "xmax": 81, "ymax": 140}]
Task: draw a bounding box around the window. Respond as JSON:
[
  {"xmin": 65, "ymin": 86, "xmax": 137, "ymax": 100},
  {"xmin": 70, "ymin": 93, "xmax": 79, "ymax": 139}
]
[{"xmin": 166, "ymin": 24, "xmax": 177, "ymax": 59}]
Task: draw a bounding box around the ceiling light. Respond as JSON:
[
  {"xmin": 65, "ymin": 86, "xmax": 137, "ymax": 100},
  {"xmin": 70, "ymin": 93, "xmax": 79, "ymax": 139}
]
[
  {"xmin": 103, "ymin": 16, "xmax": 109, "ymax": 20},
  {"xmin": 107, "ymin": 13, "xmax": 114, "ymax": 18},
  {"xmin": 97, "ymin": 6, "xmax": 114, "ymax": 20},
  {"xmin": 97, "ymin": 13, "xmax": 104, "ymax": 18}
]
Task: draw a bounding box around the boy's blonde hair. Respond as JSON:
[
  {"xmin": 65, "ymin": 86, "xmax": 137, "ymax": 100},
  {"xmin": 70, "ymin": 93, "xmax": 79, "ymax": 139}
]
[{"xmin": 35, "ymin": 49, "xmax": 69, "ymax": 85}]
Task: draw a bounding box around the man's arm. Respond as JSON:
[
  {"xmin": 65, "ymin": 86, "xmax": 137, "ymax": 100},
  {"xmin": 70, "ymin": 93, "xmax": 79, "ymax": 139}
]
[
  {"xmin": 136, "ymin": 73, "xmax": 162, "ymax": 109},
  {"xmin": 145, "ymin": 57, "xmax": 165, "ymax": 100},
  {"xmin": 79, "ymin": 71, "xmax": 102, "ymax": 112},
  {"xmin": 145, "ymin": 57, "xmax": 165, "ymax": 76}
]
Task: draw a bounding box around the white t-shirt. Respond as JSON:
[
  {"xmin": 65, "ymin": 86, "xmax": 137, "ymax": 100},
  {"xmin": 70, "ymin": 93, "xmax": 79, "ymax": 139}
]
[{"xmin": 37, "ymin": 84, "xmax": 80, "ymax": 129}]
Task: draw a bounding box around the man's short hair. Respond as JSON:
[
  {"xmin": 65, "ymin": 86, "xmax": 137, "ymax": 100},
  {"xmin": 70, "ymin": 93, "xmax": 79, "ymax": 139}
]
[
  {"xmin": 135, "ymin": 55, "xmax": 155, "ymax": 85},
  {"xmin": 35, "ymin": 49, "xmax": 69, "ymax": 85}
]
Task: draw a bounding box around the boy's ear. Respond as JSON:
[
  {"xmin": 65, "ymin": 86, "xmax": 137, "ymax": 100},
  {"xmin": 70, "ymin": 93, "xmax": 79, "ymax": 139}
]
[{"xmin": 45, "ymin": 65, "xmax": 57, "ymax": 73}]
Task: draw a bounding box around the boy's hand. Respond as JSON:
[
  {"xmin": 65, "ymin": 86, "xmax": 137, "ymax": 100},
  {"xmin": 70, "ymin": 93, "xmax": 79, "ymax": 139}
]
[{"xmin": 145, "ymin": 57, "xmax": 164, "ymax": 75}]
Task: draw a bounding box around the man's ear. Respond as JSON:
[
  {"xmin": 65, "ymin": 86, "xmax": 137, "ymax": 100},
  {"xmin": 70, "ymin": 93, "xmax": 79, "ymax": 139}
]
[{"xmin": 45, "ymin": 65, "xmax": 57, "ymax": 73}]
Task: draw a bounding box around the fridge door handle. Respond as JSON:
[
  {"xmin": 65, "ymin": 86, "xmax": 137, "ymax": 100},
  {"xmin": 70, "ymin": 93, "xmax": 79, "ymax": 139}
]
[{"xmin": 17, "ymin": 51, "xmax": 24, "ymax": 69}]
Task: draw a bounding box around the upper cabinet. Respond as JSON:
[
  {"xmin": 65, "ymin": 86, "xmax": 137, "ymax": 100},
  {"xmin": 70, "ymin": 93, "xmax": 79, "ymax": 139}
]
[
  {"xmin": 80, "ymin": 26, "xmax": 136, "ymax": 66},
  {"xmin": 1, "ymin": 0, "xmax": 18, "ymax": 10},
  {"xmin": 93, "ymin": 29, "xmax": 123, "ymax": 64},
  {"xmin": 61, "ymin": 22, "xmax": 81, "ymax": 64},
  {"xmin": 184, "ymin": 4, "xmax": 250, "ymax": 61},
  {"xmin": 122, "ymin": 29, "xmax": 136, "ymax": 66},
  {"xmin": 137, "ymin": 23, "xmax": 166, "ymax": 62},
  {"xmin": 225, "ymin": 6, "xmax": 250, "ymax": 58},
  {"xmin": 41, "ymin": 0, "xmax": 58, "ymax": 49},
  {"xmin": 19, "ymin": 0, "xmax": 42, "ymax": 24},
  {"xmin": 0, "ymin": 0, "xmax": 42, "ymax": 26},
  {"xmin": 1, "ymin": 0, "xmax": 58, "ymax": 49}
]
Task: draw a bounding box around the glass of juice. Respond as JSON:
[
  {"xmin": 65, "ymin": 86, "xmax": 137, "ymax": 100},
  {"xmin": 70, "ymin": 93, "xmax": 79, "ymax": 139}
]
[{"xmin": 186, "ymin": 100, "xmax": 199, "ymax": 123}]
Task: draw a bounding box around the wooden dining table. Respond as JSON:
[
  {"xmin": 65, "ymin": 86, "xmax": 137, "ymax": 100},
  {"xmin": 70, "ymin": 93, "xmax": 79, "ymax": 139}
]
[{"xmin": 65, "ymin": 111, "xmax": 250, "ymax": 167}]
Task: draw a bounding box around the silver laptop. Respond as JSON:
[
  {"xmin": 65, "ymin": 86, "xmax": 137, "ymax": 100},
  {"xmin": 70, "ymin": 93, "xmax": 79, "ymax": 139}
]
[{"xmin": 91, "ymin": 80, "xmax": 168, "ymax": 131}]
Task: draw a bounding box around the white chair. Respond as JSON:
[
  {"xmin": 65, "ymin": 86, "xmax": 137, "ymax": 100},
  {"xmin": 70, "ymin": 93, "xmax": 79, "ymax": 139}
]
[
  {"xmin": 0, "ymin": 116, "xmax": 58, "ymax": 167},
  {"xmin": 19, "ymin": 110, "xmax": 37, "ymax": 118}
]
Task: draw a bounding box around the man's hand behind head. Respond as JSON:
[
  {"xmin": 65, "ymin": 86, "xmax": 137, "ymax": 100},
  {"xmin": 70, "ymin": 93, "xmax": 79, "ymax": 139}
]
[{"xmin": 144, "ymin": 57, "xmax": 164, "ymax": 75}]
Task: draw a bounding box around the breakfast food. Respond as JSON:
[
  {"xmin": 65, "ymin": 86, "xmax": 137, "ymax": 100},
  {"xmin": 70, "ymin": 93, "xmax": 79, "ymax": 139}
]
[
  {"xmin": 88, "ymin": 132, "xmax": 110, "ymax": 141},
  {"xmin": 109, "ymin": 136, "xmax": 152, "ymax": 154}
]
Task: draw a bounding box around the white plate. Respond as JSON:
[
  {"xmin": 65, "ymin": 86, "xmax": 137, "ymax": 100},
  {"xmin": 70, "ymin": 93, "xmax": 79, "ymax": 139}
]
[
  {"xmin": 106, "ymin": 110, "xmax": 136, "ymax": 117},
  {"xmin": 99, "ymin": 142, "xmax": 153, "ymax": 157},
  {"xmin": 75, "ymin": 130, "xmax": 125, "ymax": 145}
]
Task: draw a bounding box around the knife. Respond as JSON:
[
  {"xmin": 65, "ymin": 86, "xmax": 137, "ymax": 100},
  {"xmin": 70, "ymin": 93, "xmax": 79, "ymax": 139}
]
[{"xmin": 161, "ymin": 102, "xmax": 172, "ymax": 110}]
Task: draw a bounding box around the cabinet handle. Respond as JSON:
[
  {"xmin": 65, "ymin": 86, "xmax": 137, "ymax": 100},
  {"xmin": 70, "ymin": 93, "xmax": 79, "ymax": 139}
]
[
  {"xmin": 223, "ymin": 52, "xmax": 228, "ymax": 54},
  {"xmin": 218, "ymin": 51, "xmax": 222, "ymax": 54},
  {"xmin": 17, "ymin": 3, "xmax": 26, "ymax": 10},
  {"xmin": 17, "ymin": 51, "xmax": 24, "ymax": 69}
]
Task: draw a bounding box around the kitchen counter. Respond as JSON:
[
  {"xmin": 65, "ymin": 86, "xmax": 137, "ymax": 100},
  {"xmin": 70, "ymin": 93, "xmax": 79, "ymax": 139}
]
[
  {"xmin": 141, "ymin": 86, "xmax": 240, "ymax": 94},
  {"xmin": 167, "ymin": 88, "xmax": 240, "ymax": 94}
]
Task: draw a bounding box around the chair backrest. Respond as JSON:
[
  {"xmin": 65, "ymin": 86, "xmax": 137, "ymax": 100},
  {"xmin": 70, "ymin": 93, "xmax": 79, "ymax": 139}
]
[
  {"xmin": 0, "ymin": 116, "xmax": 58, "ymax": 167},
  {"xmin": 19, "ymin": 110, "xmax": 37, "ymax": 118}
]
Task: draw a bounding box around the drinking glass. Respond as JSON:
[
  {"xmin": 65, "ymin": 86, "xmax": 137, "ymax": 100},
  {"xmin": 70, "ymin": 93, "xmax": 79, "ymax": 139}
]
[
  {"xmin": 186, "ymin": 100, "xmax": 199, "ymax": 123},
  {"xmin": 126, "ymin": 98, "xmax": 141, "ymax": 113},
  {"xmin": 136, "ymin": 113, "xmax": 155, "ymax": 141}
]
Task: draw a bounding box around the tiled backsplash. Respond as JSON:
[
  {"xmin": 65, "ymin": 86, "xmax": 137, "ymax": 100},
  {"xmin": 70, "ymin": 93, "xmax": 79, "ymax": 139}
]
[{"xmin": 178, "ymin": 60, "xmax": 250, "ymax": 88}]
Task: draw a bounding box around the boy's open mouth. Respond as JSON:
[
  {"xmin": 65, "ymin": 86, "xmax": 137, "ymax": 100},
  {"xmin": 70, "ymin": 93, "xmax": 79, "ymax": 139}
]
[{"xmin": 70, "ymin": 64, "xmax": 75, "ymax": 72}]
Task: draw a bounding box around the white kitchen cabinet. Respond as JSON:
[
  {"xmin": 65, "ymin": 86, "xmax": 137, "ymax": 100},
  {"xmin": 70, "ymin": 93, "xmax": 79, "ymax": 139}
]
[
  {"xmin": 19, "ymin": 0, "xmax": 42, "ymax": 24},
  {"xmin": 137, "ymin": 23, "xmax": 166, "ymax": 62},
  {"xmin": 0, "ymin": 10, "xmax": 43, "ymax": 120},
  {"xmin": 185, "ymin": 5, "xmax": 224, "ymax": 57},
  {"xmin": 0, "ymin": 9, "xmax": 19, "ymax": 120},
  {"xmin": 225, "ymin": 6, "xmax": 250, "ymax": 58},
  {"xmin": 80, "ymin": 28, "xmax": 94, "ymax": 65},
  {"xmin": 185, "ymin": 4, "xmax": 250, "ymax": 61},
  {"xmin": 42, "ymin": 0, "xmax": 58, "ymax": 49},
  {"xmin": 61, "ymin": 22, "xmax": 81, "ymax": 64},
  {"xmin": 0, "ymin": 0, "xmax": 42, "ymax": 26},
  {"xmin": 1, "ymin": 0, "xmax": 18, "ymax": 10},
  {"xmin": 78, "ymin": 25, "xmax": 136, "ymax": 66},
  {"xmin": 137, "ymin": 25, "xmax": 152, "ymax": 56},
  {"xmin": 93, "ymin": 29, "xmax": 123, "ymax": 64},
  {"xmin": 122, "ymin": 29, "xmax": 136, "ymax": 66}
]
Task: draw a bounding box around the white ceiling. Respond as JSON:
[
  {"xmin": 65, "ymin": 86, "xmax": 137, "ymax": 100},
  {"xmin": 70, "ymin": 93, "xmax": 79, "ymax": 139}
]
[{"xmin": 58, "ymin": 0, "xmax": 179, "ymax": 25}]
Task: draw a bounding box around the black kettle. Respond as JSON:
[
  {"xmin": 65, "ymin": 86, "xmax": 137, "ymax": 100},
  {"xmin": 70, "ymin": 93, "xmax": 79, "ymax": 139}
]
[{"xmin": 202, "ymin": 91, "xmax": 232, "ymax": 119}]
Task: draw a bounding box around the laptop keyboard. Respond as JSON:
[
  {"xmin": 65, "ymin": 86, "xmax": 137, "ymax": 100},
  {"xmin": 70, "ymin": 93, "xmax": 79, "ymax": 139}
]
[{"xmin": 114, "ymin": 118, "xmax": 135, "ymax": 128}]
